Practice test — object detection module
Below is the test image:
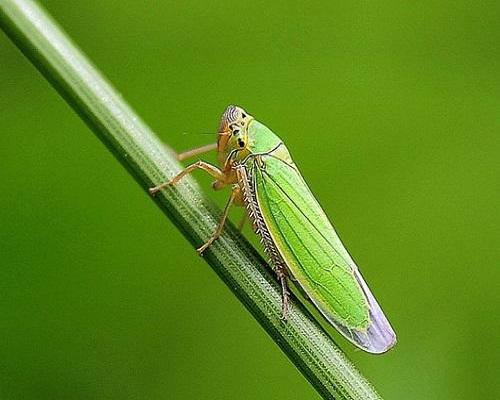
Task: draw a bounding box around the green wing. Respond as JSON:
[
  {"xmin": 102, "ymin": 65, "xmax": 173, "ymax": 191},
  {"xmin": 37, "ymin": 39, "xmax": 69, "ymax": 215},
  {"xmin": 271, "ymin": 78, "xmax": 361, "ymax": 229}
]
[{"xmin": 251, "ymin": 150, "xmax": 396, "ymax": 353}]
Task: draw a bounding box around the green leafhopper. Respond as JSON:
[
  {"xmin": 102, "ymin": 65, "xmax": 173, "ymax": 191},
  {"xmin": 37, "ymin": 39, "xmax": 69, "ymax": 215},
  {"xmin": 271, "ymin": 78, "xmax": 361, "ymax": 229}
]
[{"xmin": 150, "ymin": 106, "xmax": 396, "ymax": 354}]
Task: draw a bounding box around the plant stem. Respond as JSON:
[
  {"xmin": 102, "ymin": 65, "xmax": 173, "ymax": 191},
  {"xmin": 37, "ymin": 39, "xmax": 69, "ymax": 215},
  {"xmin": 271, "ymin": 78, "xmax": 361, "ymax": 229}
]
[{"xmin": 0, "ymin": 1, "xmax": 382, "ymax": 398}]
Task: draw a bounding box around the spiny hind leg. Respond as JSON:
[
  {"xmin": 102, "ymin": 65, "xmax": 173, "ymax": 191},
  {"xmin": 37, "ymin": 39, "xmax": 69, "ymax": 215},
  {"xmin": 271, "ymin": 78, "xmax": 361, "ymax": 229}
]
[
  {"xmin": 197, "ymin": 185, "xmax": 239, "ymax": 255},
  {"xmin": 275, "ymin": 266, "xmax": 290, "ymax": 319},
  {"xmin": 149, "ymin": 161, "xmax": 224, "ymax": 195}
]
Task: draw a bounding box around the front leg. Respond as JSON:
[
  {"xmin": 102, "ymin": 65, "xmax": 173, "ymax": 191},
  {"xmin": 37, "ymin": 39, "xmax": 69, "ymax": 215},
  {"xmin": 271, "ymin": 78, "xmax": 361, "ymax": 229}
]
[{"xmin": 149, "ymin": 161, "xmax": 225, "ymax": 196}]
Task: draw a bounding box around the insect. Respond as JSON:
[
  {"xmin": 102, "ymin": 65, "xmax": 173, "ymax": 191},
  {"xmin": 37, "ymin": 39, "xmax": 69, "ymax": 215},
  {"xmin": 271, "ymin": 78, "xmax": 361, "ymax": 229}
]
[{"xmin": 150, "ymin": 106, "xmax": 396, "ymax": 354}]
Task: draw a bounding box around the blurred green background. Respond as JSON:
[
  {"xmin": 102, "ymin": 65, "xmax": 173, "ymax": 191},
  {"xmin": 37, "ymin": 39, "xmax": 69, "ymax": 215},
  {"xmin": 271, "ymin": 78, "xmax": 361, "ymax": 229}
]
[{"xmin": 1, "ymin": 1, "xmax": 499, "ymax": 398}]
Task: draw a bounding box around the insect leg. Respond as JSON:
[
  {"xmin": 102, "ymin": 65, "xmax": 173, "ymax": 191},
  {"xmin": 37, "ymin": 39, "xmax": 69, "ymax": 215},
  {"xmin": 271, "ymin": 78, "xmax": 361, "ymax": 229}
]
[
  {"xmin": 177, "ymin": 143, "xmax": 218, "ymax": 161},
  {"xmin": 197, "ymin": 185, "xmax": 238, "ymax": 255},
  {"xmin": 276, "ymin": 266, "xmax": 290, "ymax": 319},
  {"xmin": 149, "ymin": 161, "xmax": 224, "ymax": 196}
]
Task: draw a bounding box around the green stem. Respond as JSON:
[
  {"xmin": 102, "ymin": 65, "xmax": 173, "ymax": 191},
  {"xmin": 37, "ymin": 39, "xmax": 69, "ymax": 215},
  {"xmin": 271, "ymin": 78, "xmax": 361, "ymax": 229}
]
[{"xmin": 0, "ymin": 1, "xmax": 381, "ymax": 399}]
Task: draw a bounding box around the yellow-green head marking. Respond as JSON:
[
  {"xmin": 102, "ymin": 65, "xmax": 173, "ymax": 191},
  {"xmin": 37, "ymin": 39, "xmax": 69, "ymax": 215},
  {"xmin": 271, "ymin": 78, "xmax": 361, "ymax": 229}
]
[{"xmin": 216, "ymin": 105, "xmax": 254, "ymax": 167}]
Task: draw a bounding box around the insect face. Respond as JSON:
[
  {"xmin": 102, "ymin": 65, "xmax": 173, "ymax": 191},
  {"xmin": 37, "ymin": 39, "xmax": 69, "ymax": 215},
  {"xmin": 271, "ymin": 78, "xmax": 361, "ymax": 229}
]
[{"xmin": 217, "ymin": 105, "xmax": 253, "ymax": 163}]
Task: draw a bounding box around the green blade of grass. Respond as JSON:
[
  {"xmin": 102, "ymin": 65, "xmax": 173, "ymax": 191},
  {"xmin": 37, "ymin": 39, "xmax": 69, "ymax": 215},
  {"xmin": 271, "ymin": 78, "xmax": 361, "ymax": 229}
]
[{"xmin": 0, "ymin": 1, "xmax": 382, "ymax": 398}]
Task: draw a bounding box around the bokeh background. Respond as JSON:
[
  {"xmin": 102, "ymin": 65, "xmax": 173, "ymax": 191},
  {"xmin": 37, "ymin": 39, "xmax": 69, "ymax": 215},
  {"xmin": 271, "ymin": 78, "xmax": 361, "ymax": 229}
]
[{"xmin": 1, "ymin": 1, "xmax": 499, "ymax": 398}]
